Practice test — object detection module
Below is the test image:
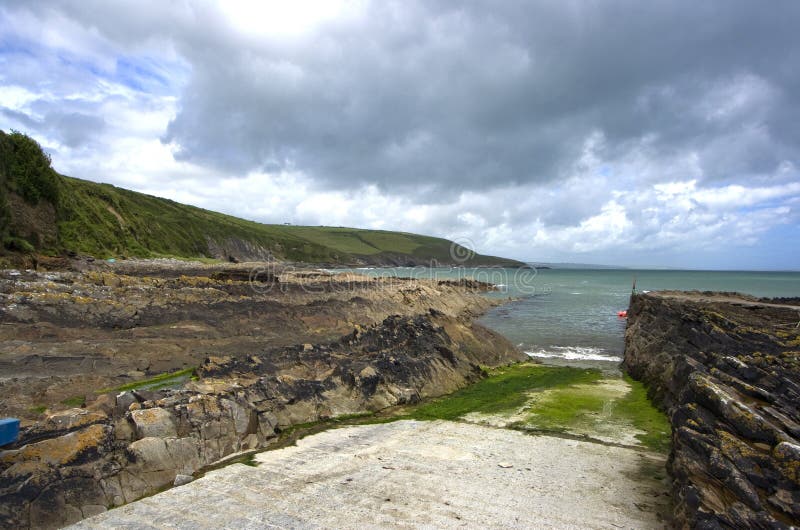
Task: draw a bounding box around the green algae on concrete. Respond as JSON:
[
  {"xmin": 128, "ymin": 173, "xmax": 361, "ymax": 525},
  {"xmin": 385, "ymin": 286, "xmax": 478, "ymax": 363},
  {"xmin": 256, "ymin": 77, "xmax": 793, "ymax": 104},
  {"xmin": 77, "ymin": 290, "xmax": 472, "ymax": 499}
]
[
  {"xmin": 520, "ymin": 373, "xmax": 671, "ymax": 452},
  {"xmin": 400, "ymin": 363, "xmax": 670, "ymax": 453},
  {"xmin": 407, "ymin": 364, "xmax": 602, "ymax": 421},
  {"xmin": 254, "ymin": 364, "xmax": 670, "ymax": 458}
]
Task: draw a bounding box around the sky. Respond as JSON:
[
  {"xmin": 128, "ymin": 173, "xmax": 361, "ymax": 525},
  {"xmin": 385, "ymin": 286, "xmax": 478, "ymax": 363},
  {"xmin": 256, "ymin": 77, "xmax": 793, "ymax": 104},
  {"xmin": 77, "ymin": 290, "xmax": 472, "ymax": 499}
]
[{"xmin": 1, "ymin": 1, "xmax": 798, "ymax": 270}]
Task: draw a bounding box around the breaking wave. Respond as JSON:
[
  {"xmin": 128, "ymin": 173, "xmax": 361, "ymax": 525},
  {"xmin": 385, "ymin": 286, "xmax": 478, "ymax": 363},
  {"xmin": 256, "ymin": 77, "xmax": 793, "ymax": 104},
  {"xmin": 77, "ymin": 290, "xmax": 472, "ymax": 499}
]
[{"xmin": 525, "ymin": 346, "xmax": 622, "ymax": 362}]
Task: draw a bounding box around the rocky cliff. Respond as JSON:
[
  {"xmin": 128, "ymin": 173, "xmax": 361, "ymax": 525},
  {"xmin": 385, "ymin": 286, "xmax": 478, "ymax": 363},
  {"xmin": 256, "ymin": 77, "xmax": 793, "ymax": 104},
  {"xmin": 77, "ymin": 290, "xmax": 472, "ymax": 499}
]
[
  {"xmin": 624, "ymin": 291, "xmax": 800, "ymax": 529},
  {"xmin": 0, "ymin": 262, "xmax": 504, "ymax": 424},
  {"xmin": 1, "ymin": 312, "xmax": 521, "ymax": 529}
]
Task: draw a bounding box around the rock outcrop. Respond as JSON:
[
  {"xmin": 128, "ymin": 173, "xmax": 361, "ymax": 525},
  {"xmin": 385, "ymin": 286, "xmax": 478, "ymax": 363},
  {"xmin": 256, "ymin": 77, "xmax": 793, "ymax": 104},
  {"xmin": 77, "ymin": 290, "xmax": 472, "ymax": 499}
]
[
  {"xmin": 624, "ymin": 291, "xmax": 800, "ymax": 529},
  {"xmin": 0, "ymin": 263, "xmax": 504, "ymax": 423},
  {"xmin": 1, "ymin": 311, "xmax": 523, "ymax": 529}
]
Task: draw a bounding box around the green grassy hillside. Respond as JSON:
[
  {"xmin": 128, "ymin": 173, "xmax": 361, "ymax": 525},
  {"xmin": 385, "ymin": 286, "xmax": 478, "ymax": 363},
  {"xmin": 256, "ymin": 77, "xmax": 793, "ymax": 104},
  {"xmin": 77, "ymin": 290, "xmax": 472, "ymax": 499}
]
[{"xmin": 0, "ymin": 130, "xmax": 524, "ymax": 267}]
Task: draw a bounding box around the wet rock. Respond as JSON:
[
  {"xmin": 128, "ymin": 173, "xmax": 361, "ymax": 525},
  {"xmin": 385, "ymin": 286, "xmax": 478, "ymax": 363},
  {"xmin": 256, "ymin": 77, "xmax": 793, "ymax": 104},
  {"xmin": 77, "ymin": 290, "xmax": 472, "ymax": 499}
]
[
  {"xmin": 768, "ymin": 489, "xmax": 800, "ymax": 519},
  {"xmin": 18, "ymin": 409, "xmax": 108, "ymax": 446},
  {"xmin": 88, "ymin": 393, "xmax": 116, "ymax": 416},
  {"xmin": 10, "ymin": 423, "xmax": 112, "ymax": 467},
  {"xmin": 773, "ymin": 442, "xmax": 800, "ymax": 486},
  {"xmin": 115, "ymin": 391, "xmax": 138, "ymax": 414}
]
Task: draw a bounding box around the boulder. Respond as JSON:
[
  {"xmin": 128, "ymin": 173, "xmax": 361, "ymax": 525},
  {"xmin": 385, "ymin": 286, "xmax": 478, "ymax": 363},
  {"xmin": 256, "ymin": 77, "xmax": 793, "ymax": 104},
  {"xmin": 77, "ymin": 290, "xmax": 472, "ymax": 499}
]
[
  {"xmin": 13, "ymin": 423, "xmax": 111, "ymax": 467},
  {"xmin": 130, "ymin": 407, "xmax": 177, "ymax": 438}
]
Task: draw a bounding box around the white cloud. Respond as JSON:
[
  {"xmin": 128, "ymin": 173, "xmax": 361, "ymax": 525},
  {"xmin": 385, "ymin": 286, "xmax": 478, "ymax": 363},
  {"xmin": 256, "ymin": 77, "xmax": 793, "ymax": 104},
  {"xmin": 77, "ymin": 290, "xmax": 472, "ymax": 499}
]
[{"xmin": 0, "ymin": 1, "xmax": 798, "ymax": 269}]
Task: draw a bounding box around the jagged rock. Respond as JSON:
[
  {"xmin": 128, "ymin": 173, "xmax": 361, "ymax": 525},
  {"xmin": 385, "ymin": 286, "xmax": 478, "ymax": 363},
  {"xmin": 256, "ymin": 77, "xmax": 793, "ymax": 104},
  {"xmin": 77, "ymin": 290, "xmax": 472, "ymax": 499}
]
[
  {"xmin": 114, "ymin": 391, "xmax": 138, "ymax": 415},
  {"xmin": 88, "ymin": 393, "xmax": 115, "ymax": 416},
  {"xmin": 20, "ymin": 409, "xmax": 108, "ymax": 444},
  {"xmin": 173, "ymin": 474, "xmax": 193, "ymax": 487},
  {"xmin": 774, "ymin": 442, "xmax": 800, "ymax": 486},
  {"xmin": 624, "ymin": 292, "xmax": 800, "ymax": 528},
  {"xmin": 0, "ymin": 422, "xmax": 114, "ymax": 529},
  {"xmin": 5, "ymin": 423, "xmax": 112, "ymax": 467},
  {"xmin": 0, "ymin": 311, "xmax": 522, "ymax": 529}
]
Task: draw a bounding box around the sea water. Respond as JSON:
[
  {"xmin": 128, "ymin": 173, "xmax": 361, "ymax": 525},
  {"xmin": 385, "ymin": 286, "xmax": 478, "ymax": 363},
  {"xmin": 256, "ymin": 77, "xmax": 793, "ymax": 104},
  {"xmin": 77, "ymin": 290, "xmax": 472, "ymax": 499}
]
[{"xmin": 345, "ymin": 267, "xmax": 800, "ymax": 368}]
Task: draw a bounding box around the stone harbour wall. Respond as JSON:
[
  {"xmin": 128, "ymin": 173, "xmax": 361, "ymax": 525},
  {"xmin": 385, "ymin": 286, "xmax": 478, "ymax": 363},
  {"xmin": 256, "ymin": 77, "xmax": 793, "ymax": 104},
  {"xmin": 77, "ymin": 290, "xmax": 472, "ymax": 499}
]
[{"xmin": 623, "ymin": 292, "xmax": 800, "ymax": 529}]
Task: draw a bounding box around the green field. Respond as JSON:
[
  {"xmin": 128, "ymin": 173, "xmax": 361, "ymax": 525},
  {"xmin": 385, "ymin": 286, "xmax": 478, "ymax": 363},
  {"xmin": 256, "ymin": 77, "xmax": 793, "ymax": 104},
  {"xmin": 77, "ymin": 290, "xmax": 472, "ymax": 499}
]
[{"xmin": 0, "ymin": 130, "xmax": 523, "ymax": 266}]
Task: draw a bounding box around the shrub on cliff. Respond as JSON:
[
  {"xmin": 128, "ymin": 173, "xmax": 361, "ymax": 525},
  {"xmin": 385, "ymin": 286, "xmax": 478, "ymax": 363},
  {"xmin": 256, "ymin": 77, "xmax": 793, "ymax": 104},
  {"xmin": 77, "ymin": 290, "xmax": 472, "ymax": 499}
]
[
  {"xmin": 1, "ymin": 130, "xmax": 60, "ymax": 206},
  {"xmin": 0, "ymin": 130, "xmax": 62, "ymax": 253}
]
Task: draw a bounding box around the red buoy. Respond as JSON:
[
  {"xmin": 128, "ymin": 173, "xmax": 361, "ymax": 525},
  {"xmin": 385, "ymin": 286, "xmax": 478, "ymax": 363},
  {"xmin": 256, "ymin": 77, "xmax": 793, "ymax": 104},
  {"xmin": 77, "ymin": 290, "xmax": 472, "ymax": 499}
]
[{"xmin": 617, "ymin": 310, "xmax": 628, "ymax": 318}]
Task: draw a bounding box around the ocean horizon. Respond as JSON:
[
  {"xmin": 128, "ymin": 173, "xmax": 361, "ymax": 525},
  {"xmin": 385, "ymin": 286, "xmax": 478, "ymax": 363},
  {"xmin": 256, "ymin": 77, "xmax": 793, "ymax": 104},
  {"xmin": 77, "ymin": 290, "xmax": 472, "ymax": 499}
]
[{"xmin": 345, "ymin": 267, "xmax": 800, "ymax": 366}]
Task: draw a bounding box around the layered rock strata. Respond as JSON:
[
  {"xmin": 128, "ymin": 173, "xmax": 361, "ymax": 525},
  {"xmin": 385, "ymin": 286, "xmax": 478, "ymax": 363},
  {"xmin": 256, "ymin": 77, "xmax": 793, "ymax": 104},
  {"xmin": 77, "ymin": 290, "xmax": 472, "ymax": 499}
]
[
  {"xmin": 1, "ymin": 299, "xmax": 522, "ymax": 528},
  {"xmin": 624, "ymin": 291, "xmax": 800, "ymax": 529},
  {"xmin": 0, "ymin": 262, "xmax": 501, "ymax": 423}
]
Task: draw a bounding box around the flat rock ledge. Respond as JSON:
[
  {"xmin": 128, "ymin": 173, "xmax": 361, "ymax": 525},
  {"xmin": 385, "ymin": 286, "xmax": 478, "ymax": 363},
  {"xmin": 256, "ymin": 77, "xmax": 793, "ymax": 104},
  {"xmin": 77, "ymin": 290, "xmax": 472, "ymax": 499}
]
[{"xmin": 70, "ymin": 420, "xmax": 668, "ymax": 530}]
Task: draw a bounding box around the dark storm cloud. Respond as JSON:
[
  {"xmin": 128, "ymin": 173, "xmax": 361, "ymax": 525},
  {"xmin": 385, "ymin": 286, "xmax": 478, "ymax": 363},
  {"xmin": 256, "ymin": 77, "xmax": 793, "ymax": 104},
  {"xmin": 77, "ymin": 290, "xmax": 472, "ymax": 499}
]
[
  {"xmin": 153, "ymin": 0, "xmax": 800, "ymax": 191},
  {"xmin": 2, "ymin": 0, "xmax": 798, "ymax": 268},
  {"xmin": 6, "ymin": 1, "xmax": 798, "ymax": 192},
  {"xmin": 45, "ymin": 111, "xmax": 106, "ymax": 148}
]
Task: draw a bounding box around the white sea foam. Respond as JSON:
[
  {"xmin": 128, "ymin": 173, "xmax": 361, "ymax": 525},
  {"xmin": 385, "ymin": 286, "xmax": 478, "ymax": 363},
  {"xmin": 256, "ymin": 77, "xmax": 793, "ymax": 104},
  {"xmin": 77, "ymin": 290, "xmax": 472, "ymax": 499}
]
[{"xmin": 525, "ymin": 346, "xmax": 622, "ymax": 362}]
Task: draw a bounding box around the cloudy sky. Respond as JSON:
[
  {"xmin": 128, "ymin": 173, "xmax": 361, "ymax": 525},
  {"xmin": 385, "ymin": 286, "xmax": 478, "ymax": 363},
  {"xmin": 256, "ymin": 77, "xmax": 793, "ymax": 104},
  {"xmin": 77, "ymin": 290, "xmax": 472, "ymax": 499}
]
[{"xmin": 1, "ymin": 1, "xmax": 798, "ymax": 269}]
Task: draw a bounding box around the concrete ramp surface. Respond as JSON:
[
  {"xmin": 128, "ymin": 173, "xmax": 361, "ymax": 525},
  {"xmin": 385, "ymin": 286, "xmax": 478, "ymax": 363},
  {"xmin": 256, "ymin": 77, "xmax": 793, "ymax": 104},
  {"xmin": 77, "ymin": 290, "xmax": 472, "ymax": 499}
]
[{"xmin": 71, "ymin": 420, "xmax": 669, "ymax": 529}]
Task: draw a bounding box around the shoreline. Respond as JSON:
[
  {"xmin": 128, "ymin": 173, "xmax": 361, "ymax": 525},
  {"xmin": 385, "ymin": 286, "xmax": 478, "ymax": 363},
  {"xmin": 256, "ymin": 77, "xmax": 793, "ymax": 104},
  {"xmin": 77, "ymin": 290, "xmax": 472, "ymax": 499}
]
[
  {"xmin": 4, "ymin": 258, "xmax": 796, "ymax": 528},
  {"xmin": 0, "ymin": 260, "xmax": 525, "ymax": 528}
]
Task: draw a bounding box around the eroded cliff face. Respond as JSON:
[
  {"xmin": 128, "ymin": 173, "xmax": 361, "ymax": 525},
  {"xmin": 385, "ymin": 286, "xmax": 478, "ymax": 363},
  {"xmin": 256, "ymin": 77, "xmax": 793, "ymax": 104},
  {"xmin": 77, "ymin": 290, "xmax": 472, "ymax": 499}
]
[
  {"xmin": 0, "ymin": 310, "xmax": 522, "ymax": 529},
  {"xmin": 624, "ymin": 291, "xmax": 800, "ymax": 529},
  {"xmin": 0, "ymin": 263, "xmax": 502, "ymax": 423}
]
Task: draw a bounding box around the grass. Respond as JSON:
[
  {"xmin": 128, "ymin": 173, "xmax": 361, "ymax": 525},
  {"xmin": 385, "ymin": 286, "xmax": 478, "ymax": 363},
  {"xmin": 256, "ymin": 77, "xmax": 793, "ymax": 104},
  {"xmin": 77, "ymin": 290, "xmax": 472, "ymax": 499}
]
[
  {"xmin": 406, "ymin": 364, "xmax": 602, "ymax": 420},
  {"xmin": 1, "ymin": 131, "xmax": 524, "ymax": 266},
  {"xmin": 51, "ymin": 175, "xmax": 523, "ymax": 265},
  {"xmin": 615, "ymin": 375, "xmax": 672, "ymax": 452},
  {"xmin": 28, "ymin": 405, "xmax": 47, "ymax": 415},
  {"xmin": 96, "ymin": 368, "xmax": 195, "ymax": 394},
  {"xmin": 61, "ymin": 395, "xmax": 86, "ymax": 407}
]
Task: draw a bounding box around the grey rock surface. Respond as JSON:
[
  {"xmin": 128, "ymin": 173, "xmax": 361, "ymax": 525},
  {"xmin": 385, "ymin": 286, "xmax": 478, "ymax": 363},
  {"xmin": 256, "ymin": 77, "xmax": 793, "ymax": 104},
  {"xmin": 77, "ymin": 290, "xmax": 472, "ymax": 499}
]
[
  {"xmin": 70, "ymin": 421, "xmax": 670, "ymax": 530},
  {"xmin": 624, "ymin": 291, "xmax": 800, "ymax": 528},
  {"xmin": 173, "ymin": 474, "xmax": 193, "ymax": 487}
]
